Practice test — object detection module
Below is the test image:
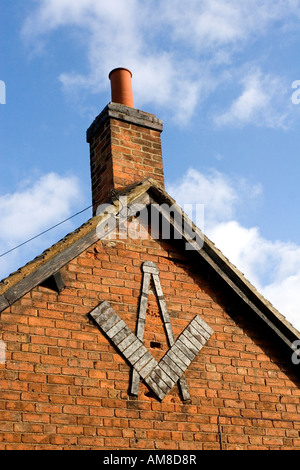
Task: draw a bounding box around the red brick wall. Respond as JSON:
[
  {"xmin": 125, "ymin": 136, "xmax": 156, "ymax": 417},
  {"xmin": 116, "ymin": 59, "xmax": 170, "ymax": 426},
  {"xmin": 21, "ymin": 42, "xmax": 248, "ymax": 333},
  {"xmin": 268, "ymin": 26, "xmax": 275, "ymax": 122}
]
[
  {"xmin": 88, "ymin": 114, "xmax": 164, "ymax": 215},
  {"xmin": 0, "ymin": 233, "xmax": 300, "ymax": 450}
]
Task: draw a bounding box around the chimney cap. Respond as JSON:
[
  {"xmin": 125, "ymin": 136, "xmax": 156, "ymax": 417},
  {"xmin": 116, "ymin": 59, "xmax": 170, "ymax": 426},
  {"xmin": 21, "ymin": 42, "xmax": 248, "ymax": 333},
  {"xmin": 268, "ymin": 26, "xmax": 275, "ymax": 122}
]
[
  {"xmin": 108, "ymin": 67, "xmax": 134, "ymax": 108},
  {"xmin": 108, "ymin": 67, "xmax": 132, "ymax": 79}
]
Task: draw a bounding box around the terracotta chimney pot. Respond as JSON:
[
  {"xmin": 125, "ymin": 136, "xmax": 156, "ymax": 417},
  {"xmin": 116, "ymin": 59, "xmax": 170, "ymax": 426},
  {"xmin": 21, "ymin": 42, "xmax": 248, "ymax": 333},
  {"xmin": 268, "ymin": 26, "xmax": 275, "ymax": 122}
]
[{"xmin": 109, "ymin": 67, "xmax": 134, "ymax": 108}]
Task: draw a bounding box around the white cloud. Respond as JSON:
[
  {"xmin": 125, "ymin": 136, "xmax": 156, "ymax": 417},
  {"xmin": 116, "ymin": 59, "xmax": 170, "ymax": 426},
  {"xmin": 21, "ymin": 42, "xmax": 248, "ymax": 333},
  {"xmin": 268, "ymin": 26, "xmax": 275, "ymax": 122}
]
[
  {"xmin": 23, "ymin": 0, "xmax": 210, "ymax": 122},
  {"xmin": 22, "ymin": 0, "xmax": 300, "ymax": 126},
  {"xmin": 209, "ymin": 220, "xmax": 300, "ymax": 331},
  {"xmin": 167, "ymin": 168, "xmax": 300, "ymax": 332},
  {"xmin": 167, "ymin": 168, "xmax": 262, "ymax": 228},
  {"xmin": 0, "ymin": 172, "xmax": 83, "ymax": 280},
  {"xmin": 214, "ymin": 69, "xmax": 291, "ymax": 128},
  {"xmin": 160, "ymin": 0, "xmax": 300, "ymax": 49}
]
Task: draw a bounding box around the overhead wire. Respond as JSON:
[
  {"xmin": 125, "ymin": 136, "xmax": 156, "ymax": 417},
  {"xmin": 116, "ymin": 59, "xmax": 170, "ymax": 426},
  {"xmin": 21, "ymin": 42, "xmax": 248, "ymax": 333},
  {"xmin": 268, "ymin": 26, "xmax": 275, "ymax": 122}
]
[
  {"xmin": 0, "ymin": 190, "xmax": 130, "ymax": 260},
  {"xmin": 0, "ymin": 203, "xmax": 93, "ymax": 259}
]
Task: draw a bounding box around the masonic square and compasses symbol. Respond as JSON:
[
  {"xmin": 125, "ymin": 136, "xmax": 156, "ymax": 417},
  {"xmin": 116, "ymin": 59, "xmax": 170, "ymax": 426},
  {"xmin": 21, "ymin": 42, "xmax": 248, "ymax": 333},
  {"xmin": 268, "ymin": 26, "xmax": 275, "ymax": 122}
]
[{"xmin": 90, "ymin": 261, "xmax": 214, "ymax": 401}]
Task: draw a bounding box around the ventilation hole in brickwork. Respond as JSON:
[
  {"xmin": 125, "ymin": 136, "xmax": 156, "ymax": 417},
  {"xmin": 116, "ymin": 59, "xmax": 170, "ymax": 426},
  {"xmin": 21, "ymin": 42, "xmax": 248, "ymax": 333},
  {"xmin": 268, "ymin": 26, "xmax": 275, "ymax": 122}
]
[
  {"xmin": 39, "ymin": 271, "xmax": 65, "ymax": 293},
  {"xmin": 150, "ymin": 341, "xmax": 162, "ymax": 349}
]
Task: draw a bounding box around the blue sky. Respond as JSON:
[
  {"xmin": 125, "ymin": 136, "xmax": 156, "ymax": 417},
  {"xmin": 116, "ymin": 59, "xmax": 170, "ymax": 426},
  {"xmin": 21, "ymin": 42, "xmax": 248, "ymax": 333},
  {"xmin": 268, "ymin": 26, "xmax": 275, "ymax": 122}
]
[{"xmin": 1, "ymin": 0, "xmax": 300, "ymax": 330}]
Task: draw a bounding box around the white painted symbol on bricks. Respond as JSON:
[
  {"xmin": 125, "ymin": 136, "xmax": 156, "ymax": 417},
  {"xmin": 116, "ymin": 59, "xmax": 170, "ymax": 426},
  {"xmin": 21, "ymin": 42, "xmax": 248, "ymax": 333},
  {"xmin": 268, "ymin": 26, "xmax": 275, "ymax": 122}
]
[{"xmin": 89, "ymin": 262, "xmax": 214, "ymax": 401}]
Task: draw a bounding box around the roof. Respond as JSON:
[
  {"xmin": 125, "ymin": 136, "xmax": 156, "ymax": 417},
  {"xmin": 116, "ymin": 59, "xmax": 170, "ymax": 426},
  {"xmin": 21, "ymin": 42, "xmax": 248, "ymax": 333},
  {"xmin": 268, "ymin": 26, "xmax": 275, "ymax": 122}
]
[{"xmin": 1, "ymin": 177, "xmax": 299, "ymax": 357}]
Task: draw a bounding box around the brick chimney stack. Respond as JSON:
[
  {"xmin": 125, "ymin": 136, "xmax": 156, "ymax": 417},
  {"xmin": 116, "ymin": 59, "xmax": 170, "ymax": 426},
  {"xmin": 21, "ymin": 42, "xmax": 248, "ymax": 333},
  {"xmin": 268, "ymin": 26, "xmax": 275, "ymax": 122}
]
[{"xmin": 87, "ymin": 68, "xmax": 165, "ymax": 215}]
